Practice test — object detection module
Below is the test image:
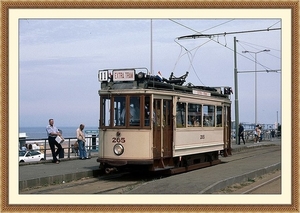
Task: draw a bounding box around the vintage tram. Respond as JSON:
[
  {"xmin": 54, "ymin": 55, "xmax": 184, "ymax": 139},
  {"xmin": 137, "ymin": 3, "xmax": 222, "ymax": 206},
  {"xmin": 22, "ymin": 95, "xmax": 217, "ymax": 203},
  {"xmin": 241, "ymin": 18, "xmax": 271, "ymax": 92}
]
[{"xmin": 97, "ymin": 68, "xmax": 232, "ymax": 174}]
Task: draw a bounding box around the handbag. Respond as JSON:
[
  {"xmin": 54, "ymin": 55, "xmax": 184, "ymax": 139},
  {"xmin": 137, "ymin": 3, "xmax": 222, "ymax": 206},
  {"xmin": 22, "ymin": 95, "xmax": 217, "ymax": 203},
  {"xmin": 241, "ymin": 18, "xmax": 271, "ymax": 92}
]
[{"xmin": 55, "ymin": 135, "xmax": 64, "ymax": 143}]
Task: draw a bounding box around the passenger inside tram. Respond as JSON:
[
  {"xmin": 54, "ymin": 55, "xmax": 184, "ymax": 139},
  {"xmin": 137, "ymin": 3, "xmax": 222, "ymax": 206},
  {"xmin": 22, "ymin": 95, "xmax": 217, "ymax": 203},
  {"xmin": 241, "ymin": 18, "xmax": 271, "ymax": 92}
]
[
  {"xmin": 204, "ymin": 115, "xmax": 214, "ymax": 127},
  {"xmin": 119, "ymin": 97, "xmax": 140, "ymax": 126},
  {"xmin": 130, "ymin": 97, "xmax": 140, "ymax": 125},
  {"xmin": 144, "ymin": 102, "xmax": 151, "ymax": 126}
]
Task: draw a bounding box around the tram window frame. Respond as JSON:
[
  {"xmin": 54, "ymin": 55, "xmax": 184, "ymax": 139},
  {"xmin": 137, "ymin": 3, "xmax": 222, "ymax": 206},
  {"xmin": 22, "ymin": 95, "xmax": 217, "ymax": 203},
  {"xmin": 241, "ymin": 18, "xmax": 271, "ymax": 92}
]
[
  {"xmin": 100, "ymin": 96, "xmax": 111, "ymax": 127},
  {"xmin": 216, "ymin": 106, "xmax": 223, "ymax": 127},
  {"xmin": 176, "ymin": 102, "xmax": 186, "ymax": 128},
  {"xmin": 114, "ymin": 96, "xmax": 126, "ymax": 127},
  {"xmin": 144, "ymin": 96, "xmax": 151, "ymax": 127},
  {"xmin": 203, "ymin": 105, "xmax": 215, "ymax": 127},
  {"xmin": 129, "ymin": 96, "xmax": 141, "ymax": 127},
  {"xmin": 187, "ymin": 103, "xmax": 202, "ymax": 127},
  {"xmin": 100, "ymin": 94, "xmax": 151, "ymax": 129}
]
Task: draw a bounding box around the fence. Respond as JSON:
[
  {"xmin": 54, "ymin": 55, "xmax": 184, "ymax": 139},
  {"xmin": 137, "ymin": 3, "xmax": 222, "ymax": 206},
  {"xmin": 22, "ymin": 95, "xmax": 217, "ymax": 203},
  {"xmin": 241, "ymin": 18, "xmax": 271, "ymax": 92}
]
[
  {"xmin": 231, "ymin": 129, "xmax": 280, "ymax": 143},
  {"xmin": 19, "ymin": 136, "xmax": 99, "ymax": 161}
]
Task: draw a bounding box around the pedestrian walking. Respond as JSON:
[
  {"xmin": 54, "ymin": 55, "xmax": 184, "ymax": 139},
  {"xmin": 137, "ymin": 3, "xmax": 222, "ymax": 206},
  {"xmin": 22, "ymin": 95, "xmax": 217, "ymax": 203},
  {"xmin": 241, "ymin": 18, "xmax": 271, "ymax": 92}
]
[
  {"xmin": 271, "ymin": 129, "xmax": 275, "ymax": 141},
  {"xmin": 254, "ymin": 124, "xmax": 261, "ymax": 143},
  {"xmin": 238, "ymin": 123, "xmax": 245, "ymax": 145},
  {"xmin": 76, "ymin": 124, "xmax": 90, "ymax": 160},
  {"xmin": 46, "ymin": 119, "xmax": 62, "ymax": 164}
]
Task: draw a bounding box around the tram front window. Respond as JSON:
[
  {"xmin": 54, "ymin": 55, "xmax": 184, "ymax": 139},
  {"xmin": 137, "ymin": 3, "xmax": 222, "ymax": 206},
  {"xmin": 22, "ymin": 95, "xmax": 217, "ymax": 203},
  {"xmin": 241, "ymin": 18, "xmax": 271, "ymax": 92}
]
[
  {"xmin": 101, "ymin": 96, "xmax": 111, "ymax": 127},
  {"xmin": 114, "ymin": 97, "xmax": 126, "ymax": 126},
  {"xmin": 100, "ymin": 95, "xmax": 150, "ymax": 128},
  {"xmin": 129, "ymin": 97, "xmax": 140, "ymax": 126}
]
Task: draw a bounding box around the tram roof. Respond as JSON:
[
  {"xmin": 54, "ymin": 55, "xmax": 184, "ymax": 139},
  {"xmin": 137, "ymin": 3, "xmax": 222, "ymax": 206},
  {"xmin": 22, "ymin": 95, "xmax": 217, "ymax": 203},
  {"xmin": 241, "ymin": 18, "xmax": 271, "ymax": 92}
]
[{"xmin": 98, "ymin": 68, "xmax": 231, "ymax": 99}]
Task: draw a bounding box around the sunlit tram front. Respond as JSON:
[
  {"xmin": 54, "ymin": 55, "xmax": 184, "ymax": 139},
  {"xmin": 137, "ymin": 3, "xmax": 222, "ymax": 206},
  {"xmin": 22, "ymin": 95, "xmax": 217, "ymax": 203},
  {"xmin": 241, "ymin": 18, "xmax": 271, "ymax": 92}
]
[{"xmin": 97, "ymin": 68, "xmax": 232, "ymax": 174}]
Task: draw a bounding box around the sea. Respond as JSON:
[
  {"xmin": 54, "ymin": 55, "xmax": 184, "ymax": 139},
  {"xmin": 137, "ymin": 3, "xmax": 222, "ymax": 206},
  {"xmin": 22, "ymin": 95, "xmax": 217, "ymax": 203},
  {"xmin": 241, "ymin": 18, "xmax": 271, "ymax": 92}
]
[{"xmin": 19, "ymin": 126, "xmax": 98, "ymax": 139}]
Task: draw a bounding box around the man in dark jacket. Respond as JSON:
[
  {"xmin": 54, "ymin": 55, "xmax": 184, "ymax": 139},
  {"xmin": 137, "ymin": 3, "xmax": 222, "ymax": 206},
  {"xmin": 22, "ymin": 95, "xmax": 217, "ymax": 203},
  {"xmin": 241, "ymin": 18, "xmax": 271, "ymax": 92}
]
[{"xmin": 238, "ymin": 123, "xmax": 246, "ymax": 145}]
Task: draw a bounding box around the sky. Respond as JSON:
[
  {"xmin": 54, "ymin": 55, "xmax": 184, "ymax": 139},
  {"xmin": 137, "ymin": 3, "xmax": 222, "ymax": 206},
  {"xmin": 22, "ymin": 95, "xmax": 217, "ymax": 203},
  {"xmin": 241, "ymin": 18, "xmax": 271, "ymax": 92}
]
[{"xmin": 19, "ymin": 18, "xmax": 281, "ymax": 128}]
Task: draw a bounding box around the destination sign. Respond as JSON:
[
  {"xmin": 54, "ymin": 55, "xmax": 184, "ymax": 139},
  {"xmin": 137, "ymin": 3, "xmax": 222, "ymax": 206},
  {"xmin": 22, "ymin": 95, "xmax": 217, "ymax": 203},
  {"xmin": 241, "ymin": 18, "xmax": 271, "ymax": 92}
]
[
  {"xmin": 192, "ymin": 90, "xmax": 211, "ymax": 96},
  {"xmin": 113, "ymin": 69, "xmax": 135, "ymax": 81},
  {"xmin": 98, "ymin": 70, "xmax": 109, "ymax": 82}
]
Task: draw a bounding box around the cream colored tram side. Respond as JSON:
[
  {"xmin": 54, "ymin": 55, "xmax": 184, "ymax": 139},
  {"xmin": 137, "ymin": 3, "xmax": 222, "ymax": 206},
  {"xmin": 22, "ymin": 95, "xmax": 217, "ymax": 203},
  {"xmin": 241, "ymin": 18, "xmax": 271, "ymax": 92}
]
[{"xmin": 97, "ymin": 68, "xmax": 231, "ymax": 172}]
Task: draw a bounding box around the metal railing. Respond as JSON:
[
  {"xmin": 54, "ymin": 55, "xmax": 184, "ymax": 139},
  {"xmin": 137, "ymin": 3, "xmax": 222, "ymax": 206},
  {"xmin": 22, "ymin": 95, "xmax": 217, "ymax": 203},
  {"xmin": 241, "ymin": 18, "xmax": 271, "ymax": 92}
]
[
  {"xmin": 231, "ymin": 129, "xmax": 280, "ymax": 143},
  {"xmin": 19, "ymin": 136, "xmax": 99, "ymax": 161}
]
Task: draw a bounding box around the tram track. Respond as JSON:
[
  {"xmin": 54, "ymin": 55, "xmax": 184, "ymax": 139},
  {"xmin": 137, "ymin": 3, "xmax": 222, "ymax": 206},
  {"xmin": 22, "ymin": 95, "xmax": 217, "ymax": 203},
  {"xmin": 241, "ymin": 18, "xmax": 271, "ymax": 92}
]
[
  {"xmin": 223, "ymin": 145, "xmax": 280, "ymax": 163},
  {"xmin": 242, "ymin": 174, "xmax": 281, "ymax": 194},
  {"xmin": 20, "ymin": 171, "xmax": 160, "ymax": 194},
  {"xmin": 213, "ymin": 170, "xmax": 281, "ymax": 194}
]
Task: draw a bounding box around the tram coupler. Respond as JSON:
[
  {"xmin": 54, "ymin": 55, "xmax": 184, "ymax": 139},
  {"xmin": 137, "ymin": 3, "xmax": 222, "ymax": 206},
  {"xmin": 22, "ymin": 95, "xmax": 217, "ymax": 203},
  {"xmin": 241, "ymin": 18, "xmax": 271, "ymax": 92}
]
[{"xmin": 105, "ymin": 167, "xmax": 118, "ymax": 174}]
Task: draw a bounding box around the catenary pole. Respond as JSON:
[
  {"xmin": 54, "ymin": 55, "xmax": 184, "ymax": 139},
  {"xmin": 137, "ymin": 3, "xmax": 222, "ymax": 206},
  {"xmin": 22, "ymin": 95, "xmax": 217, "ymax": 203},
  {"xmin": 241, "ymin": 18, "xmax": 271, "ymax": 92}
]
[
  {"xmin": 234, "ymin": 37, "xmax": 240, "ymax": 145},
  {"xmin": 150, "ymin": 19, "xmax": 153, "ymax": 75}
]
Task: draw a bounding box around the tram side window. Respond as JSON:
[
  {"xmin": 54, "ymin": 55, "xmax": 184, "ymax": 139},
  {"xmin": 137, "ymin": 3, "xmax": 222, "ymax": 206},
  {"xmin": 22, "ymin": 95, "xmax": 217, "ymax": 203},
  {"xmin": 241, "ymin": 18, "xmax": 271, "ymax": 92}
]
[
  {"xmin": 129, "ymin": 97, "xmax": 140, "ymax": 126},
  {"xmin": 144, "ymin": 96, "xmax": 150, "ymax": 126},
  {"xmin": 176, "ymin": 102, "xmax": 186, "ymax": 128},
  {"xmin": 114, "ymin": 97, "xmax": 126, "ymax": 126},
  {"xmin": 188, "ymin": 103, "xmax": 202, "ymax": 127},
  {"xmin": 203, "ymin": 105, "xmax": 215, "ymax": 127},
  {"xmin": 216, "ymin": 106, "xmax": 222, "ymax": 127},
  {"xmin": 101, "ymin": 97, "xmax": 111, "ymax": 127}
]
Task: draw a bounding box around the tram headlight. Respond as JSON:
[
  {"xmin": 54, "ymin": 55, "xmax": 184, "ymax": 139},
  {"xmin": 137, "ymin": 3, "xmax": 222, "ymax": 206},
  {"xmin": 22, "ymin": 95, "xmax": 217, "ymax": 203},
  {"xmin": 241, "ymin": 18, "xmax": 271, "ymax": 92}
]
[
  {"xmin": 113, "ymin": 144, "xmax": 124, "ymax": 156},
  {"xmin": 137, "ymin": 72, "xmax": 145, "ymax": 80}
]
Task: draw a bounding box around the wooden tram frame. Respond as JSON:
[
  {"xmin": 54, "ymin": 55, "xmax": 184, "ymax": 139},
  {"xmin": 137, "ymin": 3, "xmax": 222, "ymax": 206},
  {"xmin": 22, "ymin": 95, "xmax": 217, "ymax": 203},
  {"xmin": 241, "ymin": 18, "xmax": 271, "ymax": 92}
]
[{"xmin": 97, "ymin": 68, "xmax": 232, "ymax": 174}]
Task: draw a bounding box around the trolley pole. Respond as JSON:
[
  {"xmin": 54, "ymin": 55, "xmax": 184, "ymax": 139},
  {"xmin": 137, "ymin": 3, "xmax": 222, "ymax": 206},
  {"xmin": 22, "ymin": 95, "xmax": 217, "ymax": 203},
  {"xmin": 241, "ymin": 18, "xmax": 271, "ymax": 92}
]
[{"xmin": 234, "ymin": 37, "xmax": 240, "ymax": 145}]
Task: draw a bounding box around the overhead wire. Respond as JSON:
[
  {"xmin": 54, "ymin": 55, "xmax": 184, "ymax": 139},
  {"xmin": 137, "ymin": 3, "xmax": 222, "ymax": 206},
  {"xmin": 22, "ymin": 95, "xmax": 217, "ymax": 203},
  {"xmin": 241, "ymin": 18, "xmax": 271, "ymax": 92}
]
[
  {"xmin": 236, "ymin": 41, "xmax": 277, "ymax": 72},
  {"xmin": 267, "ymin": 20, "xmax": 281, "ymax": 29},
  {"xmin": 200, "ymin": 19, "xmax": 236, "ymax": 33},
  {"xmin": 237, "ymin": 40, "xmax": 281, "ymax": 60},
  {"xmin": 177, "ymin": 27, "xmax": 281, "ymax": 40},
  {"xmin": 173, "ymin": 38, "xmax": 212, "ymax": 85},
  {"xmin": 169, "ymin": 19, "xmax": 199, "ymax": 33},
  {"xmin": 170, "ymin": 19, "xmax": 281, "ymax": 84},
  {"xmin": 170, "ymin": 19, "xmax": 236, "ymax": 85},
  {"xmin": 207, "ymin": 37, "xmax": 276, "ymax": 72}
]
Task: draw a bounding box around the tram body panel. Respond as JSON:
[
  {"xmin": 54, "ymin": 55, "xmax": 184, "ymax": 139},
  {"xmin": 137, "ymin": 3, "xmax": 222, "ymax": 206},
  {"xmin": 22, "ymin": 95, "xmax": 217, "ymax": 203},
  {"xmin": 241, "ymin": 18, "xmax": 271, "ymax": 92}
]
[
  {"xmin": 99, "ymin": 129, "xmax": 153, "ymax": 160},
  {"xmin": 174, "ymin": 128, "xmax": 223, "ymax": 156}
]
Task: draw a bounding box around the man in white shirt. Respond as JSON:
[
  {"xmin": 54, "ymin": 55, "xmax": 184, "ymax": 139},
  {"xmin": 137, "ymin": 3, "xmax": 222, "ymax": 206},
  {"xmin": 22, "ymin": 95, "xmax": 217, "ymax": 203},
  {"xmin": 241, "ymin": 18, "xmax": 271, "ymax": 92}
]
[
  {"xmin": 76, "ymin": 124, "xmax": 90, "ymax": 160},
  {"xmin": 46, "ymin": 119, "xmax": 62, "ymax": 164}
]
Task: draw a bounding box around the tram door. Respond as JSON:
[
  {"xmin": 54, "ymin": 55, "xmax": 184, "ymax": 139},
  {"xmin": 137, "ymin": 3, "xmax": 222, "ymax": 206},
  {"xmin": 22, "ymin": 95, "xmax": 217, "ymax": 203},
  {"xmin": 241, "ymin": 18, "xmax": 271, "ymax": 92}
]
[{"xmin": 153, "ymin": 99, "xmax": 173, "ymax": 158}]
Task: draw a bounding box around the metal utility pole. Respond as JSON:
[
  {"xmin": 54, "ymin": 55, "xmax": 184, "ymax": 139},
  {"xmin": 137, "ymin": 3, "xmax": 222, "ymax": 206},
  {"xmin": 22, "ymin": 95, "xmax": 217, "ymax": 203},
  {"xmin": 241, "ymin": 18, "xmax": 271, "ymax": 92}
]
[
  {"xmin": 234, "ymin": 37, "xmax": 239, "ymax": 145},
  {"xmin": 242, "ymin": 49, "xmax": 270, "ymax": 125},
  {"xmin": 150, "ymin": 19, "xmax": 153, "ymax": 75}
]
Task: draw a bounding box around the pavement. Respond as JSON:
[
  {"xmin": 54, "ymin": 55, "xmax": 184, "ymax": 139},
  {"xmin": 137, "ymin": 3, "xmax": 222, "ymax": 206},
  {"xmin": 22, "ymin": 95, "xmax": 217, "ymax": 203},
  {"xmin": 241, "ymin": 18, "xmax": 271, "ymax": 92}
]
[{"xmin": 19, "ymin": 138, "xmax": 281, "ymax": 193}]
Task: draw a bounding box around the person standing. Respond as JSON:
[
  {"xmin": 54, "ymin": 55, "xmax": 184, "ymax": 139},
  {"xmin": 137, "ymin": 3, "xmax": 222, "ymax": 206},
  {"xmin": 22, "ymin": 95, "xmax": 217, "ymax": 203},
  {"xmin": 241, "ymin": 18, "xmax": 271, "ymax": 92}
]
[
  {"xmin": 76, "ymin": 124, "xmax": 90, "ymax": 160},
  {"xmin": 255, "ymin": 124, "xmax": 261, "ymax": 143},
  {"xmin": 238, "ymin": 123, "xmax": 246, "ymax": 145},
  {"xmin": 46, "ymin": 119, "xmax": 62, "ymax": 164}
]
